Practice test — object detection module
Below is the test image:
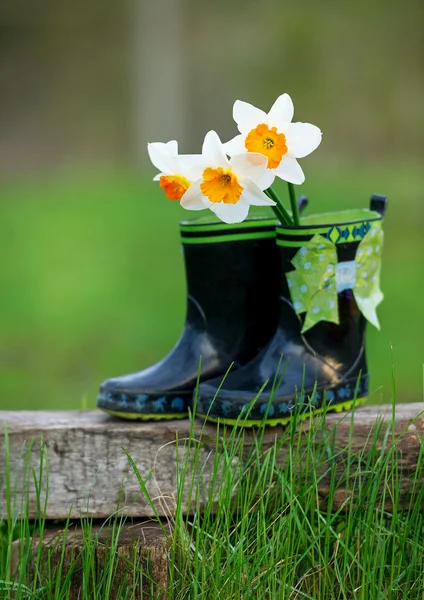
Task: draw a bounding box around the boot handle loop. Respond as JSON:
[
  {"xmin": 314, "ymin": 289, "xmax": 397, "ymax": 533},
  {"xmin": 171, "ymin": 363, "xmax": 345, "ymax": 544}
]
[
  {"xmin": 370, "ymin": 194, "xmax": 388, "ymax": 216},
  {"xmin": 297, "ymin": 195, "xmax": 309, "ymax": 215}
]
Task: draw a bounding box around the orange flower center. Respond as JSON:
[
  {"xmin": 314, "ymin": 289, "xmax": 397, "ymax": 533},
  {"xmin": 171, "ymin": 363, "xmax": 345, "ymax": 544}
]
[
  {"xmin": 160, "ymin": 174, "xmax": 190, "ymax": 201},
  {"xmin": 245, "ymin": 123, "xmax": 288, "ymax": 169},
  {"xmin": 200, "ymin": 167, "xmax": 244, "ymax": 204}
]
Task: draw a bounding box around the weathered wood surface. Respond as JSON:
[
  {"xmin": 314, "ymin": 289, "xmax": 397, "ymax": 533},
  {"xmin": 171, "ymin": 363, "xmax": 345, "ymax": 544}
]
[
  {"xmin": 1, "ymin": 404, "xmax": 423, "ymax": 519},
  {"xmin": 11, "ymin": 522, "xmax": 169, "ymax": 600}
]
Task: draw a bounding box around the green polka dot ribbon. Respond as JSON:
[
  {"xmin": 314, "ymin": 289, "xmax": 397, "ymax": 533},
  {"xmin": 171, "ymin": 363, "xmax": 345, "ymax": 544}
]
[{"xmin": 286, "ymin": 222, "xmax": 384, "ymax": 333}]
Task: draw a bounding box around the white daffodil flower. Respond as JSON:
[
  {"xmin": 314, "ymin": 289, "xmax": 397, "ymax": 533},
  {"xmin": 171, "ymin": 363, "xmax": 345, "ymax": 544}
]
[
  {"xmin": 147, "ymin": 140, "xmax": 201, "ymax": 201},
  {"xmin": 179, "ymin": 131, "xmax": 276, "ymax": 224},
  {"xmin": 223, "ymin": 94, "xmax": 322, "ymax": 185}
]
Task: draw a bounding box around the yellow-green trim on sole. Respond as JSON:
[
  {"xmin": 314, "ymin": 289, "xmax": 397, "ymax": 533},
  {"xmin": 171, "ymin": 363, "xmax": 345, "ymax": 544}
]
[
  {"xmin": 196, "ymin": 397, "xmax": 367, "ymax": 428},
  {"xmin": 101, "ymin": 408, "xmax": 188, "ymax": 421}
]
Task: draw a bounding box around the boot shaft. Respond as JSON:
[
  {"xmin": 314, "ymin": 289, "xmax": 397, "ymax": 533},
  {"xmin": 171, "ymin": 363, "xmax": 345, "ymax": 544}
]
[{"xmin": 179, "ymin": 215, "xmax": 280, "ymax": 364}]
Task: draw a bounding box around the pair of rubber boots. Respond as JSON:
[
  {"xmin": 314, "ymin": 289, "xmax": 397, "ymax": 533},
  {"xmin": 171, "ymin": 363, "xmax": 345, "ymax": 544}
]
[{"xmin": 98, "ymin": 195, "xmax": 387, "ymax": 427}]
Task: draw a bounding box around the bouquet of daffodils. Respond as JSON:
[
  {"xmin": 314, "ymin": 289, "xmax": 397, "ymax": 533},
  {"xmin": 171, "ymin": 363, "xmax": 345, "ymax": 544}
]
[{"xmin": 148, "ymin": 94, "xmax": 322, "ymax": 225}]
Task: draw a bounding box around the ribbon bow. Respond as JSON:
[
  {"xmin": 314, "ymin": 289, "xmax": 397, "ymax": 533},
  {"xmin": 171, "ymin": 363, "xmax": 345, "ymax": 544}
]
[{"xmin": 287, "ymin": 222, "xmax": 384, "ymax": 333}]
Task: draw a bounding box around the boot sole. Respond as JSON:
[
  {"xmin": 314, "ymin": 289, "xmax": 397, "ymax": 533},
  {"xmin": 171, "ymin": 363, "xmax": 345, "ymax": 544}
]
[
  {"xmin": 100, "ymin": 408, "xmax": 188, "ymax": 421},
  {"xmin": 196, "ymin": 397, "xmax": 367, "ymax": 428}
]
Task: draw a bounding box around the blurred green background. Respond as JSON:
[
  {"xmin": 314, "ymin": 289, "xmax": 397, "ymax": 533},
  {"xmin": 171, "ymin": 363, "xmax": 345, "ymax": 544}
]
[{"xmin": 1, "ymin": 0, "xmax": 423, "ymax": 410}]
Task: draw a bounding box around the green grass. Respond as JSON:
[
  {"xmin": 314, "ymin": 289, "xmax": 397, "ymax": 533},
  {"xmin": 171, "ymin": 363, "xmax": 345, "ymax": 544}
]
[
  {"xmin": 2, "ymin": 393, "xmax": 424, "ymax": 598},
  {"xmin": 0, "ymin": 162, "xmax": 422, "ymax": 410}
]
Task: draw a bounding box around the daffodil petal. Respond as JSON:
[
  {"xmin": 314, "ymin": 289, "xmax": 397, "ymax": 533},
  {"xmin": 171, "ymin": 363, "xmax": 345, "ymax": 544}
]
[
  {"xmin": 241, "ymin": 180, "xmax": 276, "ymax": 206},
  {"xmin": 180, "ymin": 182, "xmax": 208, "ymax": 211},
  {"xmin": 202, "ymin": 131, "xmax": 230, "ymax": 168},
  {"xmin": 210, "ymin": 200, "xmax": 250, "ymax": 224},
  {"xmin": 285, "ymin": 123, "xmax": 322, "ymax": 158},
  {"xmin": 254, "ymin": 168, "xmax": 275, "ymax": 191},
  {"xmin": 274, "ymin": 155, "xmax": 305, "ymax": 184},
  {"xmin": 222, "ymin": 134, "xmax": 246, "ymax": 157},
  {"xmin": 267, "ymin": 94, "xmax": 294, "ymax": 130},
  {"xmin": 147, "ymin": 141, "xmax": 178, "ymax": 174},
  {"xmin": 166, "ymin": 140, "xmax": 178, "ymax": 155},
  {"xmin": 229, "ymin": 152, "xmax": 268, "ymax": 185},
  {"xmin": 153, "ymin": 174, "xmax": 162, "ymax": 181},
  {"xmin": 233, "ymin": 100, "xmax": 267, "ymax": 134},
  {"xmin": 177, "ymin": 154, "xmax": 205, "ymax": 181},
  {"xmin": 179, "ymin": 153, "xmax": 204, "ymax": 165}
]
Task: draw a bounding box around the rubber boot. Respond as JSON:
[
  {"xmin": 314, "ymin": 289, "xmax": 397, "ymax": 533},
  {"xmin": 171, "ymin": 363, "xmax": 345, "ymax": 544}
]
[
  {"xmin": 97, "ymin": 214, "xmax": 282, "ymax": 420},
  {"xmin": 196, "ymin": 195, "xmax": 387, "ymax": 426}
]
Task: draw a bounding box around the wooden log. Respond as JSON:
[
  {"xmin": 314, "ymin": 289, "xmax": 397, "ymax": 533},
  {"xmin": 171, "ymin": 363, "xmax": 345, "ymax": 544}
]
[
  {"xmin": 1, "ymin": 404, "xmax": 423, "ymax": 519},
  {"xmin": 10, "ymin": 521, "xmax": 169, "ymax": 600}
]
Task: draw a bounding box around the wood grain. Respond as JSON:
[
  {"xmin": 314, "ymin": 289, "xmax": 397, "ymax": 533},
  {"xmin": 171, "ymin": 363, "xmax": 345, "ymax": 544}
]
[{"xmin": 1, "ymin": 404, "xmax": 423, "ymax": 519}]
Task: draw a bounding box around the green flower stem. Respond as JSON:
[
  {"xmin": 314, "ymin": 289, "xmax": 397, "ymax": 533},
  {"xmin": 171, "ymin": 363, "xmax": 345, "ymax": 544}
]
[
  {"xmin": 288, "ymin": 182, "xmax": 300, "ymax": 226},
  {"xmin": 265, "ymin": 186, "xmax": 293, "ymax": 225}
]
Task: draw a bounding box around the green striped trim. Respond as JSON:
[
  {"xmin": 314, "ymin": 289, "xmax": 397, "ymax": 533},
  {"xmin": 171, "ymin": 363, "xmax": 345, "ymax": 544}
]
[
  {"xmin": 278, "ymin": 226, "xmax": 332, "ymax": 237},
  {"xmin": 276, "ymin": 238, "xmax": 310, "ymax": 248},
  {"xmin": 294, "ymin": 208, "xmax": 381, "ymax": 226},
  {"xmin": 179, "ymin": 217, "xmax": 276, "ymax": 234},
  {"xmin": 180, "ymin": 216, "xmax": 277, "ymax": 244},
  {"xmin": 182, "ymin": 231, "xmax": 276, "ymax": 245}
]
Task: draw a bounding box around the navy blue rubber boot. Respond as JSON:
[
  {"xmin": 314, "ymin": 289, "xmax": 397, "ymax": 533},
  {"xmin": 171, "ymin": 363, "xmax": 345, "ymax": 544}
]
[
  {"xmin": 195, "ymin": 196, "xmax": 387, "ymax": 427},
  {"xmin": 97, "ymin": 214, "xmax": 281, "ymax": 420}
]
